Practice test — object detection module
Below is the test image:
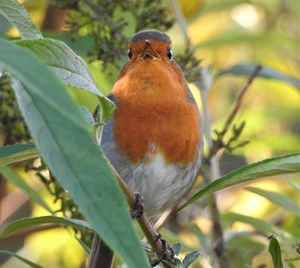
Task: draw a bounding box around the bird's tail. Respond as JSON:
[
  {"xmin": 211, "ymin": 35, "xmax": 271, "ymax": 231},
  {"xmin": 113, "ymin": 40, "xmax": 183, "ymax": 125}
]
[{"xmin": 88, "ymin": 234, "xmax": 114, "ymax": 268}]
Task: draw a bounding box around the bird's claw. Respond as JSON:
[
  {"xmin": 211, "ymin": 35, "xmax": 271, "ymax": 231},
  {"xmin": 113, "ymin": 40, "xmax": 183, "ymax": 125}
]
[
  {"xmin": 130, "ymin": 193, "xmax": 144, "ymax": 218},
  {"xmin": 151, "ymin": 235, "xmax": 175, "ymax": 267}
]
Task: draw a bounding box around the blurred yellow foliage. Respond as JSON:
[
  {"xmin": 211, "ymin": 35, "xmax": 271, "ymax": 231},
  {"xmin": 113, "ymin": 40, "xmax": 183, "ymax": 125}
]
[
  {"xmin": 25, "ymin": 228, "xmax": 85, "ymax": 268},
  {"xmin": 179, "ymin": 0, "xmax": 205, "ymax": 17}
]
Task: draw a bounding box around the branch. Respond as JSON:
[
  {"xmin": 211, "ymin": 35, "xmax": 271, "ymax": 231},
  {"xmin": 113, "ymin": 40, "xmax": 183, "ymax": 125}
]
[
  {"xmin": 224, "ymin": 66, "xmax": 262, "ymax": 133},
  {"xmin": 206, "ymin": 65, "xmax": 262, "ymax": 160},
  {"xmin": 116, "ymin": 174, "xmax": 174, "ymax": 263},
  {"xmin": 88, "ymin": 170, "xmax": 175, "ymax": 267}
]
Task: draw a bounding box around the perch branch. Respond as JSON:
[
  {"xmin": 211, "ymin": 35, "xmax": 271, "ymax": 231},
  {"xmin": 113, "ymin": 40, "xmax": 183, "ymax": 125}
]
[
  {"xmin": 116, "ymin": 174, "xmax": 174, "ymax": 263},
  {"xmin": 88, "ymin": 170, "xmax": 174, "ymax": 266}
]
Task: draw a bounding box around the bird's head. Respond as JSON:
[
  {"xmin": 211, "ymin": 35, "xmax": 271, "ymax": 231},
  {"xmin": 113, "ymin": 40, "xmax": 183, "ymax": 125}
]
[
  {"xmin": 114, "ymin": 30, "xmax": 186, "ymax": 99},
  {"xmin": 127, "ymin": 30, "xmax": 173, "ymax": 62}
]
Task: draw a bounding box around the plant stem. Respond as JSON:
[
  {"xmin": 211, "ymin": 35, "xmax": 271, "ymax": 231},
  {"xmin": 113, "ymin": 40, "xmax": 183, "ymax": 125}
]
[
  {"xmin": 200, "ymin": 90, "xmax": 228, "ymax": 268},
  {"xmin": 171, "ymin": 1, "xmax": 228, "ymax": 267}
]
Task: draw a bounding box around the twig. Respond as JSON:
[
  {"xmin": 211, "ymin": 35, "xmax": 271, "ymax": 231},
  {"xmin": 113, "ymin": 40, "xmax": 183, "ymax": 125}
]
[
  {"xmin": 207, "ymin": 65, "xmax": 262, "ymax": 160},
  {"xmin": 200, "ymin": 92, "xmax": 227, "ymax": 268},
  {"xmin": 224, "ymin": 66, "xmax": 262, "ymax": 132}
]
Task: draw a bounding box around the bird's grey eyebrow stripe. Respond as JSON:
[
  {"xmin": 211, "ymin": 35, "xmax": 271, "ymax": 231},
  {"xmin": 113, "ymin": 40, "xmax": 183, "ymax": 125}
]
[{"xmin": 129, "ymin": 31, "xmax": 171, "ymax": 43}]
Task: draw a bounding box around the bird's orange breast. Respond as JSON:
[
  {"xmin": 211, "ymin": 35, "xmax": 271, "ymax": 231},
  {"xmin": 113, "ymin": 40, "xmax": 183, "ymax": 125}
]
[{"xmin": 112, "ymin": 59, "xmax": 200, "ymax": 165}]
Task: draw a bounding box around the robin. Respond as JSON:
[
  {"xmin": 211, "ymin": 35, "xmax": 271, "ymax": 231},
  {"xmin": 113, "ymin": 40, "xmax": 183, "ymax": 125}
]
[{"xmin": 91, "ymin": 30, "xmax": 202, "ymax": 267}]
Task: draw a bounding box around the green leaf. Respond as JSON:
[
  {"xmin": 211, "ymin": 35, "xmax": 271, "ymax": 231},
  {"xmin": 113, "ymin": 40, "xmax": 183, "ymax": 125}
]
[
  {"xmin": 178, "ymin": 153, "xmax": 300, "ymax": 211},
  {"xmin": 217, "ymin": 63, "xmax": 300, "ymax": 89},
  {"xmin": 0, "ymin": 39, "xmax": 148, "ymax": 267},
  {"xmin": 192, "ymin": 224, "xmax": 211, "ymax": 257},
  {"xmin": 98, "ymin": 95, "xmax": 115, "ymax": 121},
  {"xmin": 222, "ymin": 212, "xmax": 291, "ymax": 239},
  {"xmin": 80, "ymin": 107, "xmax": 95, "ymax": 126},
  {"xmin": 0, "ymin": 144, "xmax": 39, "ymax": 166},
  {"xmin": 287, "ymin": 256, "xmax": 300, "ymax": 262},
  {"xmin": 0, "ymin": 250, "xmax": 44, "ymax": 268},
  {"xmin": 289, "ymin": 180, "xmax": 300, "ymax": 193},
  {"xmin": 0, "ymin": 166, "xmax": 52, "ymax": 213},
  {"xmin": 196, "ymin": 30, "xmax": 298, "ymax": 51},
  {"xmin": 268, "ymin": 236, "xmax": 283, "ymax": 268},
  {"xmin": 0, "ymin": 13, "xmax": 11, "ymax": 34},
  {"xmin": 43, "ymin": 32, "xmax": 93, "ymax": 56},
  {"xmin": 246, "ymin": 187, "xmax": 300, "ymax": 217},
  {"xmin": 182, "ymin": 251, "xmax": 200, "ymax": 268},
  {"xmin": 173, "ymin": 243, "xmax": 182, "ymax": 256},
  {"xmin": 16, "ymin": 38, "xmax": 115, "ymax": 117},
  {"xmin": 0, "ymin": 0, "xmax": 42, "ymax": 39},
  {"xmin": 0, "ymin": 216, "xmax": 92, "ymax": 238}
]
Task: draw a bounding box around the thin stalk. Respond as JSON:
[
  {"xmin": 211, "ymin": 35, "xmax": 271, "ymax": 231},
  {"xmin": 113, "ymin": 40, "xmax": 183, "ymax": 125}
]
[
  {"xmin": 171, "ymin": 1, "xmax": 228, "ymax": 267},
  {"xmin": 200, "ymin": 90, "xmax": 228, "ymax": 268}
]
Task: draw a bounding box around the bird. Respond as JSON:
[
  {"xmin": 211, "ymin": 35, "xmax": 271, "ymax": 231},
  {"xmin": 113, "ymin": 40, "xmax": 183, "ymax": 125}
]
[{"xmin": 90, "ymin": 30, "xmax": 202, "ymax": 267}]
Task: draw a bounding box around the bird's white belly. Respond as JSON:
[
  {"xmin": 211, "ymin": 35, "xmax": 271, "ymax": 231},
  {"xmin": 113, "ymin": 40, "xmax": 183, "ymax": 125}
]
[{"xmin": 127, "ymin": 153, "xmax": 195, "ymax": 217}]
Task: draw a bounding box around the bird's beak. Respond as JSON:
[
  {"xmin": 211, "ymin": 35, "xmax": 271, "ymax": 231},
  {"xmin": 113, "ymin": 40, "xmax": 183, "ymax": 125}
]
[{"xmin": 140, "ymin": 40, "xmax": 160, "ymax": 60}]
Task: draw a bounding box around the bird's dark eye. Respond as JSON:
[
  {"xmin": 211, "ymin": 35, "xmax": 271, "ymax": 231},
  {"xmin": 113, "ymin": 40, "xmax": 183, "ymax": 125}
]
[
  {"xmin": 128, "ymin": 49, "xmax": 132, "ymax": 59},
  {"xmin": 167, "ymin": 48, "xmax": 173, "ymax": 60}
]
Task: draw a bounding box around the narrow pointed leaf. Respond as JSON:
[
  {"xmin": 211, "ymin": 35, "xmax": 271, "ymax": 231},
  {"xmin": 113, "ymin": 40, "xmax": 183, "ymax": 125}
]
[
  {"xmin": 222, "ymin": 212, "xmax": 291, "ymax": 239},
  {"xmin": 0, "ymin": 216, "xmax": 92, "ymax": 238},
  {"xmin": 172, "ymin": 243, "xmax": 182, "ymax": 256},
  {"xmin": 182, "ymin": 251, "xmax": 200, "ymax": 268},
  {"xmin": 192, "ymin": 224, "xmax": 211, "ymax": 257},
  {"xmin": 217, "ymin": 63, "xmax": 300, "ymax": 89},
  {"xmin": 0, "ymin": 0, "xmax": 42, "ymax": 39},
  {"xmin": 0, "ymin": 250, "xmax": 43, "ymax": 268},
  {"xmin": 0, "ymin": 166, "xmax": 52, "ymax": 213},
  {"xmin": 289, "ymin": 180, "xmax": 300, "ymax": 193},
  {"xmin": 0, "ymin": 144, "xmax": 39, "ymax": 166},
  {"xmin": 80, "ymin": 107, "xmax": 95, "ymax": 126},
  {"xmin": 178, "ymin": 153, "xmax": 300, "ymax": 211},
  {"xmin": 0, "ymin": 39, "xmax": 148, "ymax": 267},
  {"xmin": 246, "ymin": 187, "xmax": 300, "ymax": 217},
  {"xmin": 16, "ymin": 38, "xmax": 115, "ymax": 118},
  {"xmin": 268, "ymin": 236, "xmax": 283, "ymax": 268},
  {"xmin": 0, "ymin": 13, "xmax": 11, "ymax": 34},
  {"xmin": 196, "ymin": 30, "xmax": 298, "ymax": 51}
]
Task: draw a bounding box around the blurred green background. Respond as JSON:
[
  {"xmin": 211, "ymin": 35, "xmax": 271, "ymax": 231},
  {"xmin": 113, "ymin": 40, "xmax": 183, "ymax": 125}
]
[{"xmin": 0, "ymin": 0, "xmax": 299, "ymax": 267}]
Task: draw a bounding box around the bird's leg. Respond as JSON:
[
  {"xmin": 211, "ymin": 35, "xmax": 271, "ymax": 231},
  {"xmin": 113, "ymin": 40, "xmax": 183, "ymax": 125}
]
[
  {"xmin": 150, "ymin": 235, "xmax": 175, "ymax": 267},
  {"xmin": 130, "ymin": 193, "xmax": 144, "ymax": 218}
]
